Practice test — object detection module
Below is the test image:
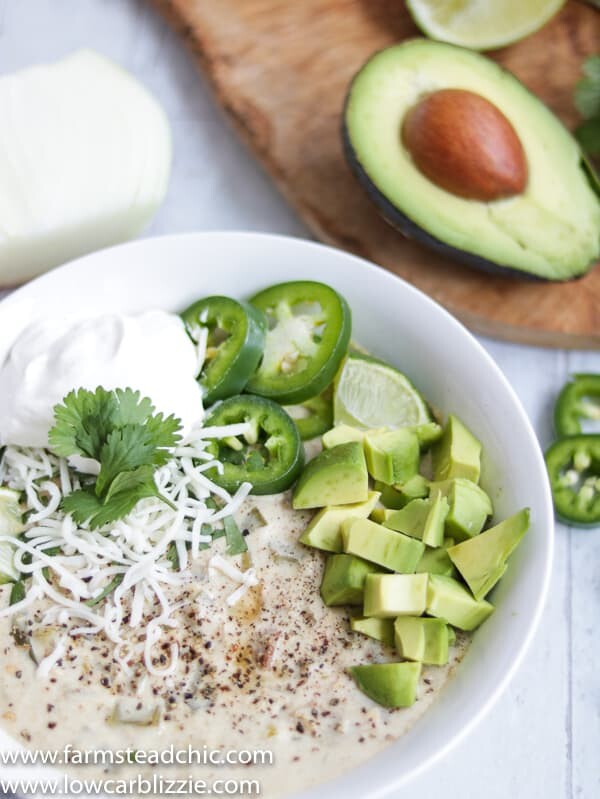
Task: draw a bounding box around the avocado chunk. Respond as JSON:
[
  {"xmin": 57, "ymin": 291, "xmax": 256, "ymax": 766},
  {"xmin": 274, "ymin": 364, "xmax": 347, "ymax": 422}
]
[
  {"xmin": 394, "ymin": 617, "xmax": 449, "ymax": 665},
  {"xmin": 416, "ymin": 537, "xmax": 457, "ymax": 577},
  {"xmin": 350, "ymin": 616, "xmax": 395, "ymax": 647},
  {"xmin": 320, "ymin": 554, "xmax": 379, "ymax": 606},
  {"xmin": 412, "ymin": 422, "xmax": 443, "ymax": 448},
  {"xmin": 370, "ymin": 506, "xmax": 394, "ymax": 525},
  {"xmin": 350, "ymin": 662, "xmax": 421, "ymax": 708},
  {"xmin": 342, "ymin": 518, "xmax": 425, "ymax": 573},
  {"xmin": 363, "ymin": 573, "xmax": 428, "ymax": 618},
  {"xmin": 322, "ymin": 424, "xmax": 365, "ymax": 449},
  {"xmin": 364, "ymin": 428, "xmax": 419, "ymax": 485},
  {"xmin": 375, "ymin": 474, "xmax": 429, "ymax": 509},
  {"xmin": 383, "ymin": 494, "xmax": 449, "ymax": 547},
  {"xmin": 447, "ymin": 508, "xmax": 530, "ymax": 600},
  {"xmin": 430, "ymin": 478, "xmax": 493, "ymax": 541},
  {"xmin": 299, "ymin": 491, "xmax": 380, "ymax": 552},
  {"xmin": 343, "ymin": 40, "xmax": 600, "ymax": 280},
  {"xmin": 426, "ymin": 574, "xmax": 494, "ymax": 631},
  {"xmin": 432, "ymin": 415, "xmax": 482, "ymax": 484},
  {"xmin": 292, "ymin": 441, "xmax": 368, "ymax": 509},
  {"xmin": 447, "ymin": 626, "xmax": 457, "ymax": 646}
]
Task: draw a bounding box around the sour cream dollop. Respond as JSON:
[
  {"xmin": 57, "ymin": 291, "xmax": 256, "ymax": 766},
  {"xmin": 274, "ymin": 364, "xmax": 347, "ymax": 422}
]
[{"xmin": 0, "ymin": 310, "xmax": 203, "ymax": 448}]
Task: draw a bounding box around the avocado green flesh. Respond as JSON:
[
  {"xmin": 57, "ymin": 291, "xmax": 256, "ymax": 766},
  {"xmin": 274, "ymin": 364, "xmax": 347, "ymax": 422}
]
[
  {"xmin": 344, "ymin": 40, "xmax": 600, "ymax": 280},
  {"xmin": 447, "ymin": 508, "xmax": 530, "ymax": 600},
  {"xmin": 320, "ymin": 554, "xmax": 379, "ymax": 606},
  {"xmin": 292, "ymin": 441, "xmax": 368, "ymax": 509},
  {"xmin": 350, "ymin": 662, "xmax": 421, "ymax": 708},
  {"xmin": 299, "ymin": 491, "xmax": 380, "ymax": 552},
  {"xmin": 342, "ymin": 518, "xmax": 425, "ymax": 573}
]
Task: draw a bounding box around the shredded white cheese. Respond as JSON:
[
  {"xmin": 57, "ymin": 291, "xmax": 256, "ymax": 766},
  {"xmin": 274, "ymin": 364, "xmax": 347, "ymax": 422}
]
[{"xmin": 0, "ymin": 424, "xmax": 261, "ymax": 677}]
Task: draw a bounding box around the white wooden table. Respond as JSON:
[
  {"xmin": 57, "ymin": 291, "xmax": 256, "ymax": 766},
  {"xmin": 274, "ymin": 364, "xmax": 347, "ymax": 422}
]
[{"xmin": 0, "ymin": 2, "xmax": 598, "ymax": 797}]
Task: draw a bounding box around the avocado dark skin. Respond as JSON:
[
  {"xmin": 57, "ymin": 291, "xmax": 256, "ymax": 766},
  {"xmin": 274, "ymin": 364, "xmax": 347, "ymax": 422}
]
[
  {"xmin": 342, "ymin": 122, "xmax": 588, "ymax": 283},
  {"xmin": 340, "ymin": 40, "xmax": 600, "ymax": 283}
]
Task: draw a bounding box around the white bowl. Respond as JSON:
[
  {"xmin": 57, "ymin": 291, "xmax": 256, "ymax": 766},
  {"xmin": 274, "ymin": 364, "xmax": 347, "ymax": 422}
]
[{"xmin": 0, "ymin": 232, "xmax": 553, "ymax": 798}]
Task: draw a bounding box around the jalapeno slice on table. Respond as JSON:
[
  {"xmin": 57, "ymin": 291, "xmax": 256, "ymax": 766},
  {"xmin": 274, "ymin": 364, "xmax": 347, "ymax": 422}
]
[
  {"xmin": 545, "ymin": 435, "xmax": 600, "ymax": 526},
  {"xmin": 181, "ymin": 296, "xmax": 266, "ymax": 405},
  {"xmin": 246, "ymin": 281, "xmax": 351, "ymax": 405},
  {"xmin": 204, "ymin": 395, "xmax": 304, "ymax": 494},
  {"xmin": 554, "ymin": 374, "xmax": 600, "ymax": 436}
]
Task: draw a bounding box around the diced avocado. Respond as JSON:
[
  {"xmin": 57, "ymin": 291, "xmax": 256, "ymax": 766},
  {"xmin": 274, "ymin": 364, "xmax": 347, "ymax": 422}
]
[
  {"xmin": 350, "ymin": 616, "xmax": 395, "ymax": 647},
  {"xmin": 299, "ymin": 491, "xmax": 380, "ymax": 552},
  {"xmin": 383, "ymin": 498, "xmax": 430, "ymax": 538},
  {"xmin": 364, "ymin": 428, "xmax": 419, "ymax": 485},
  {"xmin": 376, "ymin": 474, "xmax": 429, "ymax": 509},
  {"xmin": 426, "ymin": 574, "xmax": 494, "ymax": 631},
  {"xmin": 447, "ymin": 626, "xmax": 457, "ymax": 646},
  {"xmin": 322, "ymin": 424, "xmax": 366, "ymax": 449},
  {"xmin": 382, "ymin": 494, "xmax": 448, "ymax": 547},
  {"xmin": 416, "ymin": 537, "xmax": 457, "ymax": 577},
  {"xmin": 350, "ymin": 662, "xmax": 421, "ymax": 708},
  {"xmin": 432, "ymin": 415, "xmax": 482, "ymax": 484},
  {"xmin": 293, "ymin": 442, "xmax": 368, "ymax": 509},
  {"xmin": 370, "ymin": 506, "xmax": 394, "ymax": 525},
  {"xmin": 394, "ymin": 616, "xmax": 449, "ymax": 665},
  {"xmin": 320, "ymin": 554, "xmax": 379, "ymax": 606},
  {"xmin": 422, "ymin": 492, "xmax": 448, "ymax": 548},
  {"xmin": 411, "ymin": 421, "xmax": 443, "ymax": 448},
  {"xmin": 342, "ymin": 518, "xmax": 425, "ymax": 573},
  {"xmin": 0, "ymin": 488, "xmax": 24, "ymax": 584},
  {"xmin": 430, "ymin": 478, "xmax": 493, "ymax": 541},
  {"xmin": 447, "ymin": 508, "xmax": 530, "ymax": 600},
  {"xmin": 363, "ymin": 573, "xmax": 428, "ymax": 618}
]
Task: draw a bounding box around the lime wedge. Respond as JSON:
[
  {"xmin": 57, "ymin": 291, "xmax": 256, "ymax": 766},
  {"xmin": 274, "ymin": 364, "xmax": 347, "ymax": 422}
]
[
  {"xmin": 406, "ymin": 0, "xmax": 565, "ymax": 50},
  {"xmin": 333, "ymin": 355, "xmax": 431, "ymax": 430}
]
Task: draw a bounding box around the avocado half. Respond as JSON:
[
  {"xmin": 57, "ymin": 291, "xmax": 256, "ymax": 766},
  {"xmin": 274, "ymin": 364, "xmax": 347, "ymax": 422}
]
[{"xmin": 343, "ymin": 39, "xmax": 600, "ymax": 281}]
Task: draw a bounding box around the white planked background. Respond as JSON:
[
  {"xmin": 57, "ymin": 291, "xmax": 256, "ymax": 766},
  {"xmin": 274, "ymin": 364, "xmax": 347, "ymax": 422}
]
[{"xmin": 0, "ymin": 2, "xmax": 598, "ymax": 798}]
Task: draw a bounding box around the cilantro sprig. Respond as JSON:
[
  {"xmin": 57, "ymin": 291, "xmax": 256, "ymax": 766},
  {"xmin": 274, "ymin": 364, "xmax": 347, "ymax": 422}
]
[{"xmin": 49, "ymin": 387, "xmax": 182, "ymax": 530}]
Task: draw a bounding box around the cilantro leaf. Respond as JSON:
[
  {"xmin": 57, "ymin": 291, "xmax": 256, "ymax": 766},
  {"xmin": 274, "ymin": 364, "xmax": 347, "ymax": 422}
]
[
  {"xmin": 575, "ymin": 55, "xmax": 600, "ymax": 119},
  {"xmin": 49, "ymin": 387, "xmax": 118, "ymax": 459},
  {"xmin": 223, "ymin": 515, "xmax": 248, "ymax": 556},
  {"xmin": 51, "ymin": 386, "xmax": 183, "ymax": 529}
]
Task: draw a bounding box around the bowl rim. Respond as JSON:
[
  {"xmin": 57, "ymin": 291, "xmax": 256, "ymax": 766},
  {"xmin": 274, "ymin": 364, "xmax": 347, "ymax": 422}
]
[{"xmin": 0, "ymin": 230, "xmax": 554, "ymax": 798}]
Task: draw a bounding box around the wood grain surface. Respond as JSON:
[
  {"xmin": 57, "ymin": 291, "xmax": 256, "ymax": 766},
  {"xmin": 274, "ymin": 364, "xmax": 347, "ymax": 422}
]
[{"xmin": 151, "ymin": 0, "xmax": 600, "ymax": 348}]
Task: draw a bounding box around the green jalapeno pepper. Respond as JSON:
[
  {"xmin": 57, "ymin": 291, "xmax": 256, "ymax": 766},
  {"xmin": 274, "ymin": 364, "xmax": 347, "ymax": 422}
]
[
  {"xmin": 545, "ymin": 435, "xmax": 600, "ymax": 526},
  {"xmin": 554, "ymin": 374, "xmax": 600, "ymax": 436},
  {"xmin": 181, "ymin": 296, "xmax": 267, "ymax": 405},
  {"xmin": 286, "ymin": 389, "xmax": 334, "ymax": 441},
  {"xmin": 246, "ymin": 281, "xmax": 351, "ymax": 405},
  {"xmin": 204, "ymin": 395, "xmax": 304, "ymax": 494}
]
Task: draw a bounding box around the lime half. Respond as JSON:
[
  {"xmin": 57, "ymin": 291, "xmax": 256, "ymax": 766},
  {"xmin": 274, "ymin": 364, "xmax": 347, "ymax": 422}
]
[
  {"xmin": 406, "ymin": 0, "xmax": 566, "ymax": 50},
  {"xmin": 333, "ymin": 355, "xmax": 431, "ymax": 430}
]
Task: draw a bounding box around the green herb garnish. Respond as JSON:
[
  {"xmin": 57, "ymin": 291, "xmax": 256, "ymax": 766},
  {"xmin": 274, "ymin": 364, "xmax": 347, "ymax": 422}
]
[
  {"xmin": 223, "ymin": 515, "xmax": 247, "ymax": 556},
  {"xmin": 86, "ymin": 573, "xmax": 124, "ymax": 606},
  {"xmin": 9, "ymin": 581, "xmax": 25, "ymax": 605},
  {"xmin": 49, "ymin": 387, "xmax": 181, "ymax": 530}
]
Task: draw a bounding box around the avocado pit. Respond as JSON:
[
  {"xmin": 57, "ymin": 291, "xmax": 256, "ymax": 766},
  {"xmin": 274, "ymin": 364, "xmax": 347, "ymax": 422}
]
[{"xmin": 402, "ymin": 89, "xmax": 528, "ymax": 202}]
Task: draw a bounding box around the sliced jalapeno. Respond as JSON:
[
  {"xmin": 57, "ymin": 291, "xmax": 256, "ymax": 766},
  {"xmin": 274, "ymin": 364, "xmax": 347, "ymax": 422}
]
[
  {"xmin": 286, "ymin": 388, "xmax": 334, "ymax": 441},
  {"xmin": 545, "ymin": 435, "xmax": 600, "ymax": 526},
  {"xmin": 181, "ymin": 296, "xmax": 267, "ymax": 405},
  {"xmin": 204, "ymin": 395, "xmax": 304, "ymax": 494},
  {"xmin": 555, "ymin": 374, "xmax": 600, "ymax": 436},
  {"xmin": 246, "ymin": 281, "xmax": 351, "ymax": 405}
]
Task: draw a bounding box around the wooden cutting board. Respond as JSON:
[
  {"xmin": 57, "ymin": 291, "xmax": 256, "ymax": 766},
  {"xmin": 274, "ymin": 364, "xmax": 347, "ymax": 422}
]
[{"xmin": 152, "ymin": 0, "xmax": 600, "ymax": 348}]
